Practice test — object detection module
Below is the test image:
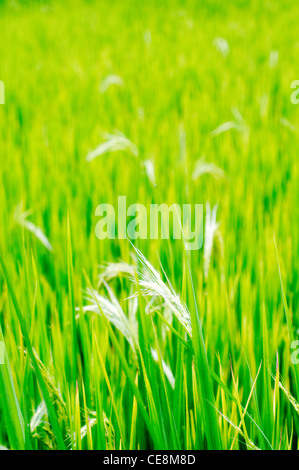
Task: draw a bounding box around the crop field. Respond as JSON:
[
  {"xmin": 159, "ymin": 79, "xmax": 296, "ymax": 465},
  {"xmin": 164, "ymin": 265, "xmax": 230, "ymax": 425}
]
[{"xmin": 0, "ymin": 0, "xmax": 298, "ymax": 451}]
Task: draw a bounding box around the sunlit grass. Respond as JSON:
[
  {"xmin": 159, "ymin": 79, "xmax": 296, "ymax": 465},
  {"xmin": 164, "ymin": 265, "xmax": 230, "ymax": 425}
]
[{"xmin": 0, "ymin": 0, "xmax": 298, "ymax": 450}]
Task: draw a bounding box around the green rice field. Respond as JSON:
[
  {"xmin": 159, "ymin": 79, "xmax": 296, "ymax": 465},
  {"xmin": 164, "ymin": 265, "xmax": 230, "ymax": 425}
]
[{"xmin": 0, "ymin": 0, "xmax": 298, "ymax": 450}]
